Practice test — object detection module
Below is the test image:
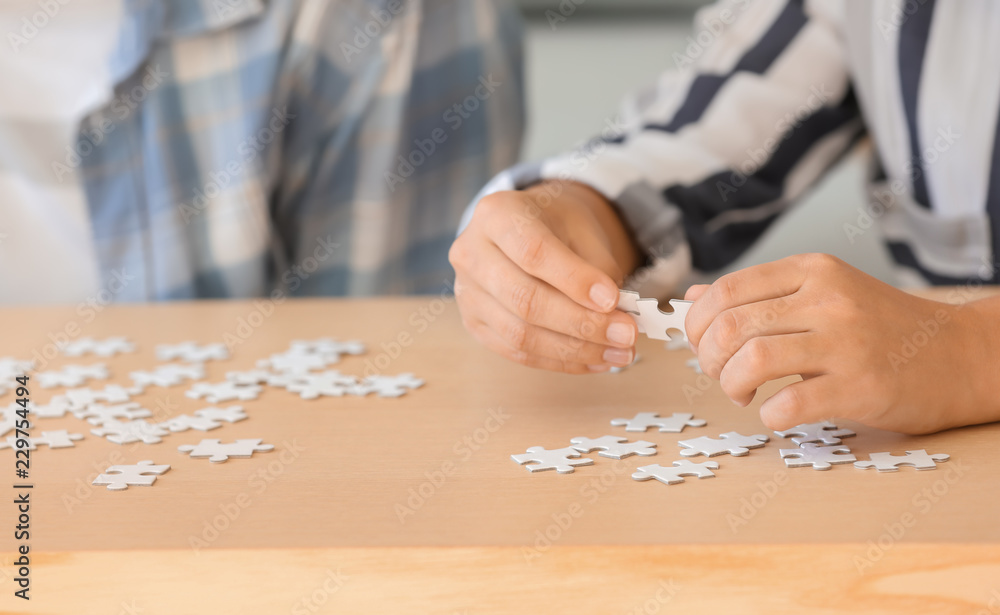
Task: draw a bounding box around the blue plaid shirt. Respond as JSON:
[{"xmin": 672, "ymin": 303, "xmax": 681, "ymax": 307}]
[{"xmin": 2, "ymin": 0, "xmax": 523, "ymax": 302}]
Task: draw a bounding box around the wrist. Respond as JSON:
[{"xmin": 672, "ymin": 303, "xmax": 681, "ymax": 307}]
[{"xmin": 961, "ymin": 297, "xmax": 1000, "ymax": 426}]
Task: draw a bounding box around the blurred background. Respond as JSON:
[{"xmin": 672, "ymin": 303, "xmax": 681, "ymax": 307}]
[{"xmin": 515, "ymin": 0, "xmax": 896, "ymax": 282}]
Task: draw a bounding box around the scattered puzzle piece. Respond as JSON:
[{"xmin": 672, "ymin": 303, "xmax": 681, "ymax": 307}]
[
  {"xmin": 283, "ymin": 371, "xmax": 357, "ymax": 399},
  {"xmin": 225, "ymin": 369, "xmax": 276, "ymax": 385},
  {"xmin": 37, "ymin": 363, "xmax": 109, "ymax": 388},
  {"xmin": 780, "ymin": 443, "xmax": 857, "ymax": 470},
  {"xmin": 632, "ymin": 460, "xmax": 719, "ymax": 485},
  {"xmin": 774, "ymin": 421, "xmax": 856, "ymax": 446},
  {"xmin": 63, "ymin": 384, "xmax": 140, "ymax": 409},
  {"xmin": 159, "ymin": 406, "xmax": 247, "ymax": 432},
  {"xmin": 62, "ymin": 337, "xmax": 136, "ymax": 357},
  {"xmin": 0, "ymin": 404, "xmax": 21, "ymax": 436},
  {"xmin": 0, "ymin": 430, "xmax": 84, "ymax": 450},
  {"xmin": 130, "ymin": 363, "xmax": 204, "ymax": 387},
  {"xmin": 257, "ymin": 351, "xmax": 328, "ymax": 374},
  {"xmin": 75, "ymin": 402, "xmax": 152, "ymax": 425},
  {"xmin": 92, "ymin": 460, "xmax": 170, "ymax": 491},
  {"xmin": 178, "ymin": 438, "xmax": 274, "ymax": 463},
  {"xmin": 156, "ymin": 342, "xmax": 229, "ymax": 363},
  {"xmin": 0, "ymin": 357, "xmax": 34, "ymax": 395},
  {"xmin": 289, "ymin": 338, "xmax": 365, "ymax": 363},
  {"xmin": 186, "ymin": 381, "xmax": 261, "ymax": 403},
  {"xmin": 29, "ymin": 397, "xmax": 73, "ymax": 419},
  {"xmin": 569, "ymin": 435, "xmax": 657, "ymax": 459},
  {"xmin": 511, "ymin": 446, "xmax": 594, "ymax": 473},
  {"xmin": 854, "ymin": 450, "xmax": 950, "ymax": 472},
  {"xmin": 350, "ymin": 373, "xmax": 424, "ymax": 398},
  {"xmin": 678, "ymin": 432, "xmax": 769, "ymax": 458},
  {"xmin": 91, "ymin": 419, "xmax": 169, "ymax": 445},
  {"xmin": 611, "ymin": 412, "xmax": 706, "ymax": 433}
]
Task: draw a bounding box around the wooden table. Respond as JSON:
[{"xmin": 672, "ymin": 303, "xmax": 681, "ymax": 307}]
[{"xmin": 2, "ymin": 290, "xmax": 999, "ymax": 614}]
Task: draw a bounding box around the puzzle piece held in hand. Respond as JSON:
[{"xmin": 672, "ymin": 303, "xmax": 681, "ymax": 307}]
[
  {"xmin": 569, "ymin": 435, "xmax": 657, "ymax": 459},
  {"xmin": 62, "ymin": 336, "xmax": 136, "ymax": 357},
  {"xmin": 92, "ymin": 460, "xmax": 170, "ymax": 491},
  {"xmin": 780, "ymin": 443, "xmax": 857, "ymax": 470},
  {"xmin": 611, "ymin": 412, "xmax": 706, "ymax": 433},
  {"xmin": 854, "ymin": 450, "xmax": 950, "ymax": 472},
  {"xmin": 37, "ymin": 363, "xmax": 109, "ymax": 389},
  {"xmin": 75, "ymin": 402, "xmax": 152, "ymax": 425},
  {"xmin": 774, "ymin": 421, "xmax": 856, "ymax": 447},
  {"xmin": 91, "ymin": 419, "xmax": 169, "ymax": 445},
  {"xmin": 511, "ymin": 446, "xmax": 594, "ymax": 473},
  {"xmin": 678, "ymin": 432, "xmax": 769, "ymax": 458},
  {"xmin": 350, "ymin": 373, "xmax": 424, "ymax": 398},
  {"xmin": 186, "ymin": 381, "xmax": 261, "ymax": 403},
  {"xmin": 130, "ymin": 363, "xmax": 205, "ymax": 388},
  {"xmin": 0, "ymin": 430, "xmax": 84, "ymax": 450},
  {"xmin": 618, "ymin": 290, "xmax": 692, "ymax": 342},
  {"xmin": 178, "ymin": 438, "xmax": 274, "ymax": 463},
  {"xmin": 156, "ymin": 342, "xmax": 229, "ymax": 363},
  {"xmin": 632, "ymin": 460, "xmax": 719, "ymax": 485}
]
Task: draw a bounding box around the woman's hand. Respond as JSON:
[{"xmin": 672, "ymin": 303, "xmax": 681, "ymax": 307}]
[
  {"xmin": 684, "ymin": 253, "xmax": 998, "ymax": 434},
  {"xmin": 450, "ymin": 181, "xmax": 642, "ymax": 374}
]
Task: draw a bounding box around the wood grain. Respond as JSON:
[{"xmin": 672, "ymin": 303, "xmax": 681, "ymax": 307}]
[{"xmin": 0, "ymin": 288, "xmax": 997, "ymax": 612}]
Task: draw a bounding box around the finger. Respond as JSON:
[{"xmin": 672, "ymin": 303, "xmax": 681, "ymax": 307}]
[
  {"xmin": 462, "ymin": 283, "xmax": 635, "ymax": 367},
  {"xmin": 464, "ymin": 315, "xmax": 601, "ymax": 375},
  {"xmin": 719, "ymin": 332, "xmax": 826, "ymax": 407},
  {"xmin": 484, "ymin": 205, "xmax": 621, "ymax": 313},
  {"xmin": 464, "ymin": 242, "xmax": 637, "ymax": 348},
  {"xmin": 684, "ymin": 284, "xmax": 710, "ymax": 302},
  {"xmin": 758, "ymin": 375, "xmax": 841, "ymax": 430},
  {"xmin": 687, "ymin": 255, "xmax": 813, "ymax": 347},
  {"xmin": 696, "ymin": 296, "xmax": 810, "ymax": 379}
]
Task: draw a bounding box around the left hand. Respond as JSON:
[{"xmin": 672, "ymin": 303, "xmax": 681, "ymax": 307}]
[{"xmin": 683, "ymin": 253, "xmax": 994, "ymax": 434}]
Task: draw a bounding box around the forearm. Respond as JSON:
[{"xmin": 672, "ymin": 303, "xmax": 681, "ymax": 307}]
[{"xmin": 962, "ymin": 296, "xmax": 1000, "ymax": 426}]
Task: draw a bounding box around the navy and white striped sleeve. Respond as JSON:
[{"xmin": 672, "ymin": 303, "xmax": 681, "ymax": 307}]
[{"xmin": 464, "ymin": 0, "xmax": 865, "ymax": 297}]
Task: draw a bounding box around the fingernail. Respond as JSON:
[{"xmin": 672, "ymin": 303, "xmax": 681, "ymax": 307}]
[
  {"xmin": 588, "ymin": 364, "xmax": 610, "ymax": 373},
  {"xmin": 603, "ymin": 347, "xmax": 632, "ymax": 366},
  {"xmin": 589, "ymin": 284, "xmax": 618, "ymax": 311},
  {"xmin": 606, "ymin": 322, "xmax": 634, "ymax": 346}
]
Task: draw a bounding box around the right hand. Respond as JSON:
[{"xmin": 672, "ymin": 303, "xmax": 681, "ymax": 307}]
[{"xmin": 449, "ymin": 181, "xmax": 642, "ymax": 374}]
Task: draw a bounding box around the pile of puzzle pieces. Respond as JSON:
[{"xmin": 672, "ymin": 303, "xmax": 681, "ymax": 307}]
[{"xmin": 0, "ymin": 336, "xmax": 425, "ymax": 491}]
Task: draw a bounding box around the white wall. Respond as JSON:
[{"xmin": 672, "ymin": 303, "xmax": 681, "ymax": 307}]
[{"xmin": 520, "ymin": 16, "xmax": 897, "ymax": 283}]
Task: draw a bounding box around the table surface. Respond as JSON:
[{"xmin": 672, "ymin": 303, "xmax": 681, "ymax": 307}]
[{"xmin": 2, "ymin": 289, "xmax": 999, "ymax": 614}]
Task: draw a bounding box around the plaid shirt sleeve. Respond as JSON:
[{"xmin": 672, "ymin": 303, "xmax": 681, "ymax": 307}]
[{"xmin": 74, "ymin": 0, "xmax": 524, "ymax": 301}]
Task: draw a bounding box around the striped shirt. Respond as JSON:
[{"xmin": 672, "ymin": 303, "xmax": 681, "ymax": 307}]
[
  {"xmin": 0, "ymin": 0, "xmax": 524, "ymax": 304},
  {"xmin": 467, "ymin": 0, "xmax": 1000, "ymax": 296}
]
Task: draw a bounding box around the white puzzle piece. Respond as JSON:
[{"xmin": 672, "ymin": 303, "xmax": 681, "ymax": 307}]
[
  {"xmin": 350, "ymin": 373, "xmax": 424, "ymax": 398},
  {"xmin": 130, "ymin": 363, "xmax": 204, "ymax": 388},
  {"xmin": 225, "ymin": 369, "xmax": 276, "ymax": 385},
  {"xmin": 37, "ymin": 363, "xmax": 109, "ymax": 389},
  {"xmin": 632, "ymin": 460, "xmax": 719, "ymax": 485},
  {"xmin": 30, "ymin": 397, "xmax": 74, "ymax": 419},
  {"xmin": 0, "ymin": 430, "xmax": 83, "ymax": 450},
  {"xmin": 156, "ymin": 342, "xmax": 229, "ymax": 363},
  {"xmin": 611, "ymin": 412, "xmax": 706, "ymax": 433},
  {"xmin": 178, "ymin": 438, "xmax": 274, "ymax": 463},
  {"xmin": 511, "ymin": 446, "xmax": 594, "ymax": 473},
  {"xmin": 678, "ymin": 432, "xmax": 769, "ymax": 458},
  {"xmin": 91, "ymin": 419, "xmax": 169, "ymax": 445},
  {"xmin": 569, "ymin": 435, "xmax": 657, "ymax": 459},
  {"xmin": 75, "ymin": 402, "xmax": 153, "ymax": 425},
  {"xmin": 289, "ymin": 338, "xmax": 366, "ymax": 363},
  {"xmin": 63, "ymin": 384, "xmax": 140, "ymax": 409},
  {"xmin": 618, "ymin": 290, "xmax": 692, "ymax": 342},
  {"xmin": 62, "ymin": 337, "xmax": 136, "ymax": 357},
  {"xmin": 0, "ymin": 404, "xmax": 19, "ymax": 437},
  {"xmin": 257, "ymin": 351, "xmax": 328, "ymax": 374},
  {"xmin": 159, "ymin": 406, "xmax": 247, "ymax": 433},
  {"xmin": 774, "ymin": 421, "xmax": 856, "ymax": 447},
  {"xmin": 780, "ymin": 443, "xmax": 856, "ymax": 470},
  {"xmin": 92, "ymin": 460, "xmax": 170, "ymax": 491},
  {"xmin": 186, "ymin": 381, "xmax": 262, "ymax": 403},
  {"xmin": 854, "ymin": 450, "xmax": 950, "ymax": 472},
  {"xmin": 282, "ymin": 371, "xmax": 357, "ymax": 399}
]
